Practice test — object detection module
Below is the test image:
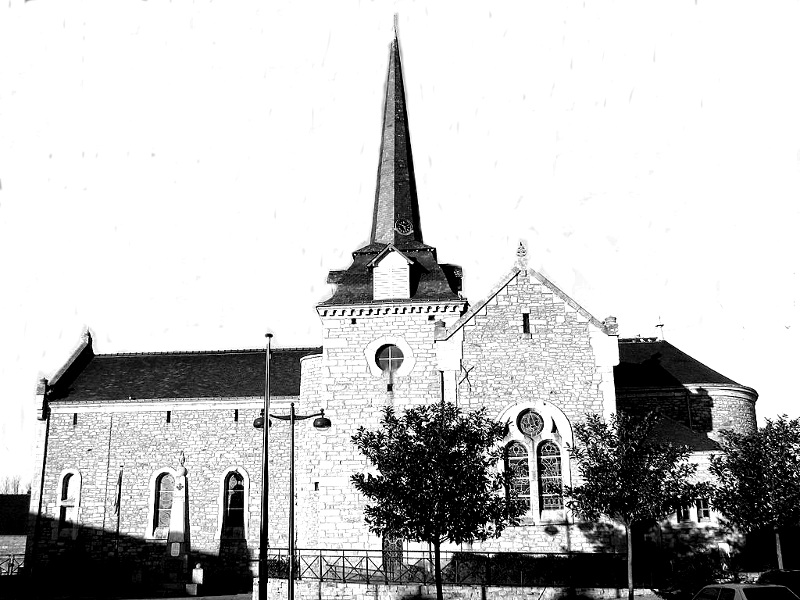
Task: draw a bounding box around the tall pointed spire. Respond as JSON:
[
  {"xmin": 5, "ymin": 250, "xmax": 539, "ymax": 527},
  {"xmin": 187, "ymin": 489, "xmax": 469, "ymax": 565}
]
[
  {"xmin": 370, "ymin": 22, "xmax": 424, "ymax": 247},
  {"xmin": 319, "ymin": 24, "xmax": 464, "ymax": 308}
]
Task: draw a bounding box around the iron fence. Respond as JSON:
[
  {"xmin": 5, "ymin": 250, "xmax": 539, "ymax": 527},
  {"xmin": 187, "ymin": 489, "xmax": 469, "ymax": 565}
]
[
  {"xmin": 253, "ymin": 548, "xmax": 627, "ymax": 587},
  {"xmin": 0, "ymin": 554, "xmax": 24, "ymax": 576}
]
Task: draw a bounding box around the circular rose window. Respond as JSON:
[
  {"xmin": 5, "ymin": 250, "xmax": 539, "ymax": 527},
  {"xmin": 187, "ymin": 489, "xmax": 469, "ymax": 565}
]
[
  {"xmin": 376, "ymin": 344, "xmax": 404, "ymax": 374},
  {"xmin": 518, "ymin": 409, "xmax": 544, "ymax": 437}
]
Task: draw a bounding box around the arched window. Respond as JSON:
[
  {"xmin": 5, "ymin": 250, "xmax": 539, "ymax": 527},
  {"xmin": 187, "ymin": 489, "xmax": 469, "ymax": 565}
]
[
  {"xmin": 537, "ymin": 440, "xmax": 563, "ymax": 510},
  {"xmin": 57, "ymin": 471, "xmax": 81, "ymax": 537},
  {"xmin": 222, "ymin": 471, "xmax": 245, "ymax": 538},
  {"xmin": 505, "ymin": 441, "xmax": 531, "ymax": 511},
  {"xmin": 153, "ymin": 472, "xmax": 175, "ymax": 539}
]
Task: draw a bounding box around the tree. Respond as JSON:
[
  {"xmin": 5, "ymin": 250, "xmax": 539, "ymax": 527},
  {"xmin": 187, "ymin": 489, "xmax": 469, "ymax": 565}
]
[
  {"xmin": 0, "ymin": 475, "xmax": 27, "ymax": 494},
  {"xmin": 351, "ymin": 401, "xmax": 525, "ymax": 600},
  {"xmin": 564, "ymin": 413, "xmax": 710, "ymax": 600},
  {"xmin": 709, "ymin": 415, "xmax": 800, "ymax": 570}
]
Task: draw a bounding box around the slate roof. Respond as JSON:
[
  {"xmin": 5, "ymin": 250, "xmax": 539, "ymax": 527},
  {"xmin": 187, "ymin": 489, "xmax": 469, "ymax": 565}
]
[
  {"xmin": 371, "ymin": 37, "xmax": 425, "ymax": 247},
  {"xmin": 320, "ymin": 35, "xmax": 463, "ymax": 307},
  {"xmin": 615, "ymin": 338, "xmax": 740, "ymax": 389},
  {"xmin": 647, "ymin": 414, "xmax": 719, "ymax": 452},
  {"xmin": 322, "ymin": 245, "xmax": 462, "ymax": 306},
  {"xmin": 49, "ymin": 347, "xmax": 321, "ymax": 402}
]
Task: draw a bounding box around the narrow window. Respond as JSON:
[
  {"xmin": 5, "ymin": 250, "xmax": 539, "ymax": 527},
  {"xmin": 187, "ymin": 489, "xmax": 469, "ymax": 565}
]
[
  {"xmin": 696, "ymin": 498, "xmax": 711, "ymax": 522},
  {"xmin": 351, "ymin": 318, "xmax": 357, "ymax": 324},
  {"xmin": 154, "ymin": 473, "xmax": 175, "ymax": 539},
  {"xmin": 428, "ymin": 315, "xmax": 435, "ymax": 321},
  {"xmin": 222, "ymin": 472, "xmax": 245, "ymax": 538},
  {"xmin": 234, "ymin": 409, "xmax": 239, "ymax": 422},
  {"xmin": 377, "ymin": 344, "xmax": 404, "ymax": 392},
  {"xmin": 72, "ymin": 413, "xmax": 78, "ymax": 426},
  {"xmin": 537, "ymin": 440, "xmax": 564, "ymax": 510},
  {"xmin": 166, "ymin": 411, "xmax": 171, "ymax": 423},
  {"xmin": 58, "ymin": 473, "xmax": 79, "ymax": 535},
  {"xmin": 677, "ymin": 504, "xmax": 692, "ymax": 522},
  {"xmin": 522, "ymin": 312, "xmax": 530, "ymax": 334},
  {"xmin": 505, "ymin": 441, "xmax": 531, "ymax": 512}
]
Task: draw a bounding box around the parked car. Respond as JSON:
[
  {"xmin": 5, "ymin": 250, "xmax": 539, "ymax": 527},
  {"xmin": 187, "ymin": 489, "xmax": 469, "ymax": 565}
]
[
  {"xmin": 692, "ymin": 584, "xmax": 799, "ymax": 600},
  {"xmin": 758, "ymin": 571, "xmax": 800, "ymax": 597}
]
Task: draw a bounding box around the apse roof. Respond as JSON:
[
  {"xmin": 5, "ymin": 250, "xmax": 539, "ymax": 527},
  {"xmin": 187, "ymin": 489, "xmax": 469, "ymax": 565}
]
[
  {"xmin": 615, "ymin": 338, "xmax": 741, "ymax": 389},
  {"xmin": 648, "ymin": 414, "xmax": 720, "ymax": 452}
]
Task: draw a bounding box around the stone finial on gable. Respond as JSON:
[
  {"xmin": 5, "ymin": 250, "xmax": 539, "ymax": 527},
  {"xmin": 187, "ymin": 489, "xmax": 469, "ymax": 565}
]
[
  {"xmin": 603, "ymin": 316, "xmax": 619, "ymax": 336},
  {"xmin": 515, "ymin": 240, "xmax": 528, "ymax": 272}
]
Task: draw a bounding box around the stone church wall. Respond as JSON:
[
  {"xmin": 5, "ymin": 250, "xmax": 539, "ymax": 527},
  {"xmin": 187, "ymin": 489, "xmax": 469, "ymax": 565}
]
[
  {"xmin": 308, "ymin": 305, "xmax": 464, "ymax": 549},
  {"xmin": 456, "ymin": 270, "xmax": 610, "ymax": 422},
  {"xmin": 616, "ymin": 386, "xmax": 757, "ymax": 440},
  {"xmin": 453, "ymin": 269, "xmax": 617, "ymax": 554},
  {"xmin": 27, "ymin": 398, "xmax": 311, "ymax": 578}
]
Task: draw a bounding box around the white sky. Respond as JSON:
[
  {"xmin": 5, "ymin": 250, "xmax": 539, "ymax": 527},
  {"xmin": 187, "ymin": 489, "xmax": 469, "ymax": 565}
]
[{"xmin": 1, "ymin": 1, "xmax": 798, "ymax": 484}]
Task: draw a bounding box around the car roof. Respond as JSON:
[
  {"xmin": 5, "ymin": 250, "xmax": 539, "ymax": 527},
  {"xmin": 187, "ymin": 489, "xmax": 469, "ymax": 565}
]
[{"xmin": 702, "ymin": 585, "xmax": 790, "ymax": 589}]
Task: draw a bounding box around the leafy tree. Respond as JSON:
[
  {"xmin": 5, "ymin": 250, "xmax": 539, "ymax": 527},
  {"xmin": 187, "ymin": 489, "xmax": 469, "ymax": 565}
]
[
  {"xmin": 351, "ymin": 401, "xmax": 525, "ymax": 600},
  {"xmin": 564, "ymin": 413, "xmax": 710, "ymax": 600},
  {"xmin": 709, "ymin": 415, "xmax": 800, "ymax": 569}
]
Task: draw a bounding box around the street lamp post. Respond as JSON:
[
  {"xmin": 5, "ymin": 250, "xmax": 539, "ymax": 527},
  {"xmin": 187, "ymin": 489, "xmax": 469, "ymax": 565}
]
[
  {"xmin": 258, "ymin": 333, "xmax": 272, "ymax": 595},
  {"xmin": 254, "ymin": 397, "xmax": 331, "ymax": 600}
]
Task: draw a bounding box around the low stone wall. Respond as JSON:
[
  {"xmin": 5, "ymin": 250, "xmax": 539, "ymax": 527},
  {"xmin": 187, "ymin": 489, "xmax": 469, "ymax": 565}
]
[
  {"xmin": 0, "ymin": 535, "xmax": 26, "ymax": 554},
  {"xmin": 255, "ymin": 579, "xmax": 656, "ymax": 600}
]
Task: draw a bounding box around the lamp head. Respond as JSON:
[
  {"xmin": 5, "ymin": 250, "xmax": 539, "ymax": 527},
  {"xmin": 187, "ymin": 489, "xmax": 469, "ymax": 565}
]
[
  {"xmin": 253, "ymin": 416, "xmax": 272, "ymax": 429},
  {"xmin": 313, "ymin": 409, "xmax": 331, "ymax": 430}
]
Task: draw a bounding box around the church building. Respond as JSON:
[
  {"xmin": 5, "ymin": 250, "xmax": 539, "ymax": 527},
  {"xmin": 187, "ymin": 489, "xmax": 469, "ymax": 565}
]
[{"xmin": 25, "ymin": 33, "xmax": 758, "ymax": 593}]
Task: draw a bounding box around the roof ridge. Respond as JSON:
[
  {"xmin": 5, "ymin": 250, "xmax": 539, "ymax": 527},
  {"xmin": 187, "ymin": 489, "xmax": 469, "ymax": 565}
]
[{"xmin": 95, "ymin": 346, "xmax": 322, "ymax": 358}]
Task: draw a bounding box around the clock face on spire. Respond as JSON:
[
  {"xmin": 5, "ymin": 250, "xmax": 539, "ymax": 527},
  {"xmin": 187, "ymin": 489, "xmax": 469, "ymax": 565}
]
[{"xmin": 394, "ymin": 218, "xmax": 413, "ymax": 235}]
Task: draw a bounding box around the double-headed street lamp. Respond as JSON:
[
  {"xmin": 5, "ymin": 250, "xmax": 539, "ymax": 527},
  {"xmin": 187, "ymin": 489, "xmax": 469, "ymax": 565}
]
[{"xmin": 254, "ymin": 334, "xmax": 331, "ymax": 600}]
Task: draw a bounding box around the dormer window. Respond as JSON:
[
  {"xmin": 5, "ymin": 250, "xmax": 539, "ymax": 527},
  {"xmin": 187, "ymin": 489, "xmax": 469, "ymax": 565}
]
[{"xmin": 370, "ymin": 245, "xmax": 412, "ymax": 300}]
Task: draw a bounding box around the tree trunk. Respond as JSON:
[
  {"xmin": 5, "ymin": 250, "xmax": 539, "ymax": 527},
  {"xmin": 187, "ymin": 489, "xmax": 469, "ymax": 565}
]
[
  {"xmin": 433, "ymin": 540, "xmax": 444, "ymax": 600},
  {"xmin": 627, "ymin": 523, "xmax": 634, "ymax": 600},
  {"xmin": 775, "ymin": 527, "xmax": 784, "ymax": 570}
]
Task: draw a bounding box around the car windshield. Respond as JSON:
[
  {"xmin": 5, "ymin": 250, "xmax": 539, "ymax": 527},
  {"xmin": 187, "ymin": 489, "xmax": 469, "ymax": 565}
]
[{"xmin": 743, "ymin": 587, "xmax": 799, "ymax": 600}]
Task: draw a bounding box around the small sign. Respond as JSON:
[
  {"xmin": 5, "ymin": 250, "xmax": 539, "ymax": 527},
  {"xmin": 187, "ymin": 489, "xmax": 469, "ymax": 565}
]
[{"xmin": 170, "ymin": 543, "xmax": 180, "ymax": 557}]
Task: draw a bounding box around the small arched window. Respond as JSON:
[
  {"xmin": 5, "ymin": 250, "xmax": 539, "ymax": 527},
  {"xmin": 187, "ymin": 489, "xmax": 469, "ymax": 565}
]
[
  {"xmin": 58, "ymin": 471, "xmax": 80, "ymax": 537},
  {"xmin": 222, "ymin": 471, "xmax": 245, "ymax": 538},
  {"xmin": 153, "ymin": 473, "xmax": 175, "ymax": 539},
  {"xmin": 537, "ymin": 440, "xmax": 563, "ymax": 510},
  {"xmin": 505, "ymin": 441, "xmax": 531, "ymax": 511}
]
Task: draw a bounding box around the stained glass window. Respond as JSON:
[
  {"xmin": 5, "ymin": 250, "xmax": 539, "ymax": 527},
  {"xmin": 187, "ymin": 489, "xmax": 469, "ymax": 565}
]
[
  {"xmin": 537, "ymin": 440, "xmax": 563, "ymax": 510},
  {"xmin": 223, "ymin": 471, "xmax": 245, "ymax": 538},
  {"xmin": 518, "ymin": 410, "xmax": 544, "ymax": 437},
  {"xmin": 154, "ymin": 473, "xmax": 174, "ymax": 539},
  {"xmin": 506, "ymin": 441, "xmax": 531, "ymax": 511}
]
